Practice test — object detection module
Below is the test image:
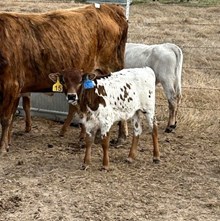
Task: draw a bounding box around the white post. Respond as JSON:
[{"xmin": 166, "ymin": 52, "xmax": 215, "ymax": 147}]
[{"xmin": 125, "ymin": 0, "xmax": 130, "ymax": 21}]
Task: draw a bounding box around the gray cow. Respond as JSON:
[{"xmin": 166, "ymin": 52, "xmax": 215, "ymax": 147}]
[{"xmin": 125, "ymin": 43, "xmax": 183, "ymax": 132}]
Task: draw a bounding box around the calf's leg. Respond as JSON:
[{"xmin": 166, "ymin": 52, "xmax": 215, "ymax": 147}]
[
  {"xmin": 101, "ymin": 132, "xmax": 110, "ymax": 170},
  {"xmin": 127, "ymin": 134, "xmax": 140, "ymax": 163},
  {"xmin": 82, "ymin": 132, "xmax": 95, "ymax": 170},
  {"xmin": 145, "ymin": 112, "xmax": 160, "ymax": 163},
  {"xmin": 152, "ymin": 121, "xmax": 160, "ymax": 163},
  {"xmin": 127, "ymin": 112, "xmax": 141, "ymax": 163}
]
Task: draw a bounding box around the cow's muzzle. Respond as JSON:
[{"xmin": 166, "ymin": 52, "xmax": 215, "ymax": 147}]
[{"xmin": 67, "ymin": 93, "xmax": 78, "ymax": 105}]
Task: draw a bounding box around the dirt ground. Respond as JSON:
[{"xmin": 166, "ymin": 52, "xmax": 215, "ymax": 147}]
[{"xmin": 0, "ymin": 1, "xmax": 220, "ymax": 221}]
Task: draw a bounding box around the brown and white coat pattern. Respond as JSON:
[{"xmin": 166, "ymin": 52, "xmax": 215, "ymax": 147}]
[{"xmin": 51, "ymin": 67, "xmax": 160, "ymax": 170}]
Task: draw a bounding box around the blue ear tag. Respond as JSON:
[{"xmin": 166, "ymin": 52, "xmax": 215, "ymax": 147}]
[{"xmin": 83, "ymin": 79, "xmax": 95, "ymax": 89}]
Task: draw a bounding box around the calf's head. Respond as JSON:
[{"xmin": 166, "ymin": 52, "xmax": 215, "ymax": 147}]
[
  {"xmin": 49, "ymin": 69, "xmax": 97, "ymax": 105},
  {"xmin": 49, "ymin": 69, "xmax": 83, "ymax": 105}
]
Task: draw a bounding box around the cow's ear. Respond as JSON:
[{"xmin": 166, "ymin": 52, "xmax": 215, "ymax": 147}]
[
  {"xmin": 94, "ymin": 69, "xmax": 105, "ymax": 76},
  {"xmin": 49, "ymin": 73, "xmax": 61, "ymax": 83}
]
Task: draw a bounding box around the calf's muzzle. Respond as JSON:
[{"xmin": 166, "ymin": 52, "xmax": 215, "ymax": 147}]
[{"xmin": 67, "ymin": 93, "xmax": 78, "ymax": 105}]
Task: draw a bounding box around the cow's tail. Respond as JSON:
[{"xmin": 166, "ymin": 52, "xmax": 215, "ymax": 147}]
[{"xmin": 172, "ymin": 44, "xmax": 183, "ymax": 103}]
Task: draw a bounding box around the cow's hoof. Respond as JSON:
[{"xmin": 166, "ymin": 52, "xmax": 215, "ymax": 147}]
[
  {"xmin": 79, "ymin": 140, "xmax": 85, "ymax": 149},
  {"xmin": 25, "ymin": 127, "xmax": 31, "ymax": 133},
  {"xmin": 117, "ymin": 137, "xmax": 126, "ymax": 145},
  {"xmin": 59, "ymin": 132, "xmax": 65, "ymax": 137},
  {"xmin": 165, "ymin": 127, "xmax": 173, "ymax": 133},
  {"xmin": 80, "ymin": 164, "xmax": 89, "ymax": 170},
  {"xmin": 0, "ymin": 147, "xmax": 9, "ymax": 156},
  {"xmin": 153, "ymin": 158, "xmax": 160, "ymax": 164},
  {"xmin": 100, "ymin": 166, "xmax": 109, "ymax": 172},
  {"xmin": 170, "ymin": 122, "xmax": 177, "ymax": 129},
  {"xmin": 110, "ymin": 138, "xmax": 126, "ymax": 148},
  {"xmin": 165, "ymin": 122, "xmax": 177, "ymax": 133},
  {"xmin": 126, "ymin": 157, "xmax": 134, "ymax": 163}
]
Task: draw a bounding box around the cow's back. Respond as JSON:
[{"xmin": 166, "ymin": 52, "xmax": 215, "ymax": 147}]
[
  {"xmin": 0, "ymin": 4, "xmax": 128, "ymax": 92},
  {"xmin": 95, "ymin": 67, "xmax": 156, "ymax": 122},
  {"xmin": 125, "ymin": 43, "xmax": 178, "ymax": 79}
]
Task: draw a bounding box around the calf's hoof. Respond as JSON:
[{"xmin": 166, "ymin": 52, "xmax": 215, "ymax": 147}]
[{"xmin": 153, "ymin": 158, "xmax": 160, "ymax": 164}]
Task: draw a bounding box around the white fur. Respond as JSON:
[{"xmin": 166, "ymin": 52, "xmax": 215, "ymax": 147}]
[
  {"xmin": 84, "ymin": 67, "xmax": 156, "ymax": 137},
  {"xmin": 125, "ymin": 43, "xmax": 183, "ymax": 129}
]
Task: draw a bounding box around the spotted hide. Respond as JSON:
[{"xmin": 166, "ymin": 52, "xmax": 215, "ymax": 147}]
[
  {"xmin": 49, "ymin": 68, "xmax": 160, "ymax": 170},
  {"xmin": 0, "ymin": 4, "xmax": 128, "ymax": 153},
  {"xmin": 125, "ymin": 43, "xmax": 183, "ymax": 133}
]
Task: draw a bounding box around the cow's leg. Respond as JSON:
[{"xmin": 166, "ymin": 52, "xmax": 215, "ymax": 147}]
[
  {"xmin": 22, "ymin": 95, "xmax": 32, "ymax": 133},
  {"xmin": 60, "ymin": 104, "xmax": 86, "ymax": 147},
  {"xmin": 173, "ymin": 93, "xmax": 182, "ymax": 128},
  {"xmin": 162, "ymin": 83, "xmax": 177, "ymax": 133},
  {"xmin": 60, "ymin": 104, "xmax": 75, "ymax": 136},
  {"xmin": 111, "ymin": 120, "xmax": 128, "ymax": 146},
  {"xmin": 8, "ymin": 98, "xmax": 21, "ymax": 145},
  {"xmin": 0, "ymin": 96, "xmax": 20, "ymax": 153},
  {"xmin": 165, "ymin": 97, "xmax": 177, "ymax": 133},
  {"xmin": 1, "ymin": 117, "xmax": 12, "ymax": 153},
  {"xmin": 117, "ymin": 120, "xmax": 128, "ymax": 144},
  {"xmin": 127, "ymin": 112, "xmax": 141, "ymax": 163},
  {"xmin": 101, "ymin": 132, "xmax": 110, "ymax": 171}
]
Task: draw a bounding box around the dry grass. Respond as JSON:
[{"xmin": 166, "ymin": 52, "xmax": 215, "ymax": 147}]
[{"xmin": 0, "ymin": 1, "xmax": 220, "ymax": 221}]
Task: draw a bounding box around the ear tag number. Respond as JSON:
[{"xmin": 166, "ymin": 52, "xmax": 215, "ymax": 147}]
[
  {"xmin": 83, "ymin": 79, "xmax": 95, "ymax": 89},
  {"xmin": 52, "ymin": 77, "xmax": 63, "ymax": 92}
]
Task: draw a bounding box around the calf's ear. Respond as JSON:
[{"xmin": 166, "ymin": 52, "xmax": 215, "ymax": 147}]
[
  {"xmin": 82, "ymin": 73, "xmax": 96, "ymax": 81},
  {"xmin": 88, "ymin": 73, "xmax": 96, "ymax": 80},
  {"xmin": 49, "ymin": 73, "xmax": 61, "ymax": 83}
]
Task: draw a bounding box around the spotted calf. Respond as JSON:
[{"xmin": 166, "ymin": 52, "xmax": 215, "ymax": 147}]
[{"xmin": 49, "ymin": 68, "xmax": 160, "ymax": 170}]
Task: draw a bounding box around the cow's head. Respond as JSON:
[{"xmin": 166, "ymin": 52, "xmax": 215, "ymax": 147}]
[{"xmin": 49, "ymin": 69, "xmax": 97, "ymax": 105}]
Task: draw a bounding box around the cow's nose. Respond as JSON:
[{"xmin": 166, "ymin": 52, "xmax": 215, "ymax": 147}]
[{"xmin": 67, "ymin": 93, "xmax": 78, "ymax": 104}]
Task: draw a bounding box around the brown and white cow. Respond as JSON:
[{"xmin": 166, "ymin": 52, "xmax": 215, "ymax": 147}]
[
  {"xmin": 0, "ymin": 4, "xmax": 128, "ymax": 153},
  {"xmin": 49, "ymin": 68, "xmax": 160, "ymax": 170}
]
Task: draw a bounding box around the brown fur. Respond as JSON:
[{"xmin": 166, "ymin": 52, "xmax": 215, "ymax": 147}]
[
  {"xmin": 0, "ymin": 4, "xmax": 128, "ymax": 152},
  {"xmin": 79, "ymin": 85, "xmax": 107, "ymax": 113}
]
